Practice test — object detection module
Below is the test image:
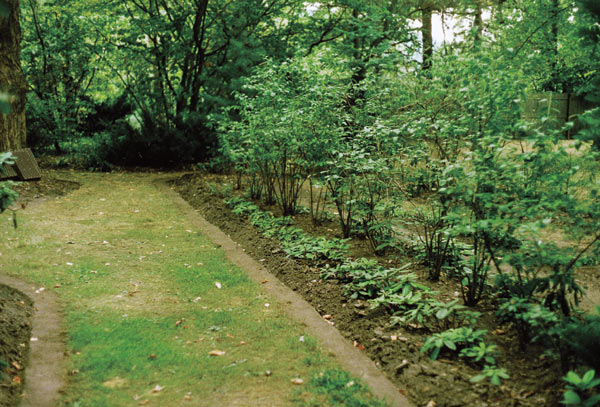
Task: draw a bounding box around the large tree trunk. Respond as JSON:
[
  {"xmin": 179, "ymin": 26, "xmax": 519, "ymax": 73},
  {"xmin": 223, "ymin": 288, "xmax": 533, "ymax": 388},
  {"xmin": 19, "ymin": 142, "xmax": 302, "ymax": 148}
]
[{"xmin": 0, "ymin": 0, "xmax": 27, "ymax": 151}]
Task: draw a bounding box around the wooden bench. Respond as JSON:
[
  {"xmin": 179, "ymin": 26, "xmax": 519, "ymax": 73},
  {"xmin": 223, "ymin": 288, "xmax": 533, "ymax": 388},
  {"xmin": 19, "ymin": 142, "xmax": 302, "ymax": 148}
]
[{"xmin": 0, "ymin": 148, "xmax": 42, "ymax": 181}]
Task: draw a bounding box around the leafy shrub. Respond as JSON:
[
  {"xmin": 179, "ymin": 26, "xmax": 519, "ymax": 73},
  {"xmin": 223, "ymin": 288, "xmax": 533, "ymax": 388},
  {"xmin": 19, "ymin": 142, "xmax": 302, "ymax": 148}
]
[
  {"xmin": 407, "ymin": 203, "xmax": 453, "ymax": 281},
  {"xmin": 63, "ymin": 135, "xmax": 113, "ymax": 172},
  {"xmin": 338, "ymin": 260, "xmax": 412, "ymax": 300},
  {"xmin": 421, "ymin": 327, "xmax": 488, "ymax": 360},
  {"xmin": 559, "ymin": 313, "xmax": 600, "ymax": 371},
  {"xmin": 226, "ymin": 197, "xmax": 348, "ymax": 262},
  {"xmin": 561, "ymin": 370, "xmax": 600, "ymax": 407},
  {"xmin": 470, "ymin": 365, "xmax": 510, "ymax": 386},
  {"xmin": 496, "ymin": 297, "xmax": 559, "ymax": 349},
  {"xmin": 459, "ymin": 342, "xmax": 499, "ymax": 366},
  {"xmin": 220, "ymin": 57, "xmax": 346, "ymax": 215}
]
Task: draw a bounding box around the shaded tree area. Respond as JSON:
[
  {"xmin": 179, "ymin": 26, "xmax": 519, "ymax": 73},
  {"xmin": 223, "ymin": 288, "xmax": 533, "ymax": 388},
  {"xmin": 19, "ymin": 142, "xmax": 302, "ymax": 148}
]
[{"xmin": 11, "ymin": 0, "xmax": 600, "ymax": 168}]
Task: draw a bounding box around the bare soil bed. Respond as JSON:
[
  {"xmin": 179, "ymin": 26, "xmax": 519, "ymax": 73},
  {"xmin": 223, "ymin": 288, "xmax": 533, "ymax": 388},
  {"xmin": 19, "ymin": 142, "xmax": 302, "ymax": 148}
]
[
  {"xmin": 0, "ymin": 285, "xmax": 33, "ymax": 407},
  {"xmin": 12, "ymin": 170, "xmax": 80, "ymax": 204},
  {"xmin": 170, "ymin": 172, "xmax": 570, "ymax": 407}
]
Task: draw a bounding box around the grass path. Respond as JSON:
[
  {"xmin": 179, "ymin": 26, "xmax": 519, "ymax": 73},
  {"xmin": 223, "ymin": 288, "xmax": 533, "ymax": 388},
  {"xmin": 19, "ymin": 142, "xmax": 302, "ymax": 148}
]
[{"xmin": 1, "ymin": 172, "xmax": 386, "ymax": 407}]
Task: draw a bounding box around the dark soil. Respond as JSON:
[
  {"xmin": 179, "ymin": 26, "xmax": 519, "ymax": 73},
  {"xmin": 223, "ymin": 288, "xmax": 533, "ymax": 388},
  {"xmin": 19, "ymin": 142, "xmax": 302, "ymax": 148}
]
[
  {"xmin": 171, "ymin": 172, "xmax": 566, "ymax": 407},
  {"xmin": 0, "ymin": 285, "xmax": 33, "ymax": 407},
  {"xmin": 12, "ymin": 170, "xmax": 80, "ymax": 204}
]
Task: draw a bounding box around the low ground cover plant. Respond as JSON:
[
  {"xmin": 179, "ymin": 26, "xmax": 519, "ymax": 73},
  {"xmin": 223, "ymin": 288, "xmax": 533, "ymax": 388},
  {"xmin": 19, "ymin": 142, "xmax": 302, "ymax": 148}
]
[{"xmin": 226, "ymin": 197, "xmax": 349, "ymax": 263}]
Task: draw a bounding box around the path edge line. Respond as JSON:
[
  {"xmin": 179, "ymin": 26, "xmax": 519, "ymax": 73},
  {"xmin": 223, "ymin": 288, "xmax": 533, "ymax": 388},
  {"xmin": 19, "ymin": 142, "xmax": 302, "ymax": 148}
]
[
  {"xmin": 0, "ymin": 274, "xmax": 67, "ymax": 407},
  {"xmin": 158, "ymin": 179, "xmax": 412, "ymax": 407}
]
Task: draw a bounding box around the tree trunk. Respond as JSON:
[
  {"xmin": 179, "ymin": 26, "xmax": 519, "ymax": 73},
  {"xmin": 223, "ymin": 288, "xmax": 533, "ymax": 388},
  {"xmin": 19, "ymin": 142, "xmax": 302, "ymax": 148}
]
[
  {"xmin": 550, "ymin": 0, "xmax": 564, "ymax": 92},
  {"xmin": 0, "ymin": 0, "xmax": 27, "ymax": 151},
  {"xmin": 473, "ymin": 1, "xmax": 483, "ymax": 48},
  {"xmin": 422, "ymin": 7, "xmax": 433, "ymax": 71}
]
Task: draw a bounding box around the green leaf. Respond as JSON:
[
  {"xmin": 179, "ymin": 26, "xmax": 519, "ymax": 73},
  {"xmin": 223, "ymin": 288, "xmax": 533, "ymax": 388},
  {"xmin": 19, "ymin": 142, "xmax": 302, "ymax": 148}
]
[
  {"xmin": 565, "ymin": 371, "xmax": 582, "ymax": 385},
  {"xmin": 436, "ymin": 309, "xmax": 449, "ymax": 319},
  {"xmin": 430, "ymin": 347, "xmax": 440, "ymax": 360},
  {"xmin": 469, "ymin": 374, "xmax": 485, "ymax": 383},
  {"xmin": 444, "ymin": 340, "xmax": 457, "ymax": 350},
  {"xmin": 561, "ymin": 390, "xmax": 582, "ymax": 405},
  {"xmin": 582, "ymin": 369, "xmax": 596, "ymax": 384}
]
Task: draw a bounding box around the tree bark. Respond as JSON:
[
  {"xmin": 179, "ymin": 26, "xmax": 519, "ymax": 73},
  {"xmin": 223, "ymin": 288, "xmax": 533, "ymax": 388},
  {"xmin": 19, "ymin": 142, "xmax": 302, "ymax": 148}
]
[
  {"xmin": 0, "ymin": 0, "xmax": 27, "ymax": 151},
  {"xmin": 473, "ymin": 1, "xmax": 483, "ymax": 48},
  {"xmin": 422, "ymin": 6, "xmax": 433, "ymax": 71}
]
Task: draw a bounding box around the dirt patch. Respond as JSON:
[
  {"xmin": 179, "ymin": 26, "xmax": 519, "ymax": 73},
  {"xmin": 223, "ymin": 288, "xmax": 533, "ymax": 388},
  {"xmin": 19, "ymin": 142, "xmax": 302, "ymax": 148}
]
[
  {"xmin": 12, "ymin": 170, "xmax": 80, "ymax": 205},
  {"xmin": 0, "ymin": 284, "xmax": 33, "ymax": 407},
  {"xmin": 170, "ymin": 172, "xmax": 567, "ymax": 407}
]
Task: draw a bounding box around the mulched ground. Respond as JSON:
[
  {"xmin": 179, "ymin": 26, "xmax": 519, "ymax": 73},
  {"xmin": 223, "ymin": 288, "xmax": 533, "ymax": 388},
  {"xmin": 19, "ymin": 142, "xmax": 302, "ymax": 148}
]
[
  {"xmin": 171, "ymin": 172, "xmax": 565, "ymax": 407},
  {"xmin": 11, "ymin": 170, "xmax": 80, "ymax": 204},
  {"xmin": 0, "ymin": 285, "xmax": 33, "ymax": 407}
]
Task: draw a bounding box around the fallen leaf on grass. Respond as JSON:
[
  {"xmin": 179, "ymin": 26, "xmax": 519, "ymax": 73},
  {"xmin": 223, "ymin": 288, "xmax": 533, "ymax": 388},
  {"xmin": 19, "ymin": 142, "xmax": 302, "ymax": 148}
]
[
  {"xmin": 215, "ymin": 282, "xmax": 222, "ymax": 289},
  {"xmin": 353, "ymin": 340, "xmax": 365, "ymax": 351},
  {"xmin": 175, "ymin": 318, "xmax": 185, "ymax": 326},
  {"xmin": 151, "ymin": 384, "xmax": 164, "ymax": 393},
  {"xmin": 128, "ymin": 290, "xmax": 139, "ymax": 297},
  {"xmin": 183, "ymin": 393, "xmax": 193, "ymax": 401},
  {"xmin": 11, "ymin": 361, "xmax": 21, "ymax": 370},
  {"xmin": 12, "ymin": 376, "xmax": 21, "ymax": 384},
  {"xmin": 208, "ymin": 350, "xmax": 225, "ymax": 357},
  {"xmin": 291, "ymin": 378, "xmax": 304, "ymax": 385}
]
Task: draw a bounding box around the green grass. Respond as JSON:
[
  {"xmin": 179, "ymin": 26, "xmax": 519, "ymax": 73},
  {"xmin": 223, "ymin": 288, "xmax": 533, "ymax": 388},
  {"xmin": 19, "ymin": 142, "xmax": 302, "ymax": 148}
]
[{"xmin": 1, "ymin": 172, "xmax": 387, "ymax": 407}]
